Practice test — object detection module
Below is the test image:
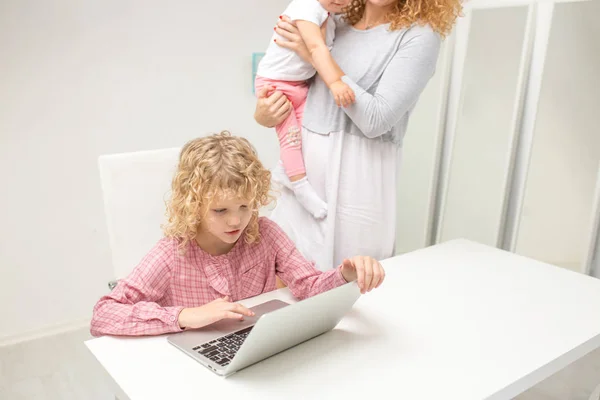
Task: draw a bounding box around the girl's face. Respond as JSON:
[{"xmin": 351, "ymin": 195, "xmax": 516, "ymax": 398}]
[
  {"xmin": 200, "ymin": 193, "xmax": 253, "ymax": 246},
  {"xmin": 319, "ymin": 0, "xmax": 351, "ymax": 14}
]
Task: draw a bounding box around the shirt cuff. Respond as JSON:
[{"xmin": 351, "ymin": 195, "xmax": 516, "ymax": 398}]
[
  {"xmin": 168, "ymin": 306, "xmax": 186, "ymax": 332},
  {"xmin": 341, "ymin": 75, "xmax": 366, "ymax": 96}
]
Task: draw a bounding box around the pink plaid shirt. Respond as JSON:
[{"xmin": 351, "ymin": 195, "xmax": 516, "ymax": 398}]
[{"xmin": 90, "ymin": 217, "xmax": 347, "ymax": 337}]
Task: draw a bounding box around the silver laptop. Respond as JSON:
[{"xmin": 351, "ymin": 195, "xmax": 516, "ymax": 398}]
[{"xmin": 167, "ymin": 281, "xmax": 361, "ymax": 377}]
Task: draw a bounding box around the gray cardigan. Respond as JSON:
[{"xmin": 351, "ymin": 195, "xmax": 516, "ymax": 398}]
[{"xmin": 302, "ymin": 20, "xmax": 442, "ymax": 146}]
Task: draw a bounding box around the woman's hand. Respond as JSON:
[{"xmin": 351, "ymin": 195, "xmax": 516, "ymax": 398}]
[
  {"xmin": 275, "ymin": 15, "xmax": 312, "ymax": 63},
  {"xmin": 340, "ymin": 256, "xmax": 385, "ymax": 294},
  {"xmin": 254, "ymin": 85, "xmax": 293, "ymax": 127},
  {"xmin": 178, "ymin": 296, "xmax": 255, "ymax": 330}
]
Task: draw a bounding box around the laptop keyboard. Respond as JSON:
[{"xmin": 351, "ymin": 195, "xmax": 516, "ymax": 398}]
[{"xmin": 192, "ymin": 326, "xmax": 253, "ymax": 367}]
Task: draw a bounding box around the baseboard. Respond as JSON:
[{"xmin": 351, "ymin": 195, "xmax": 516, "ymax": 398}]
[{"xmin": 0, "ymin": 318, "xmax": 91, "ymax": 348}]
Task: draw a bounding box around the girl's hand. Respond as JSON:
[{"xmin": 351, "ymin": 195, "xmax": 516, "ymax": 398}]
[
  {"xmin": 254, "ymin": 85, "xmax": 293, "ymax": 128},
  {"xmin": 274, "ymin": 15, "xmax": 312, "ymax": 63},
  {"xmin": 178, "ymin": 296, "xmax": 255, "ymax": 330},
  {"xmin": 340, "ymin": 256, "xmax": 385, "ymax": 294}
]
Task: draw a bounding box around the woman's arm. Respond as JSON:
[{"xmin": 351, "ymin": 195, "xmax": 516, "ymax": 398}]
[
  {"xmin": 342, "ymin": 28, "xmax": 442, "ymax": 138},
  {"xmin": 90, "ymin": 241, "xmax": 183, "ymax": 337}
]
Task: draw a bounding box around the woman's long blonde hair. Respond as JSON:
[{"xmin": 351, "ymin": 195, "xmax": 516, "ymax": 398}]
[
  {"xmin": 344, "ymin": 0, "xmax": 462, "ymax": 37},
  {"xmin": 163, "ymin": 131, "xmax": 273, "ymax": 250}
]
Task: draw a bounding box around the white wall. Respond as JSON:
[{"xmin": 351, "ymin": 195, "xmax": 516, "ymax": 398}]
[{"xmin": 0, "ymin": 0, "xmax": 283, "ymax": 341}]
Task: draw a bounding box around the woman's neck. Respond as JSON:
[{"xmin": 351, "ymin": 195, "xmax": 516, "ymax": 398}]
[
  {"xmin": 362, "ymin": 2, "xmax": 395, "ymax": 27},
  {"xmin": 195, "ymin": 231, "xmax": 235, "ymax": 256}
]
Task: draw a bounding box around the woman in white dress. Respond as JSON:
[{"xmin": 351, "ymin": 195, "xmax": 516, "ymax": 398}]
[{"xmin": 254, "ymin": 0, "xmax": 461, "ymax": 271}]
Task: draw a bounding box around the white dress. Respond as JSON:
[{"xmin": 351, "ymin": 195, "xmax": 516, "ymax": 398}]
[{"xmin": 269, "ymin": 128, "xmax": 401, "ymax": 271}]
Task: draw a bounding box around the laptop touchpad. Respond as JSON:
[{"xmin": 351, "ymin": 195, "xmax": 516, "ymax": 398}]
[{"xmin": 207, "ymin": 299, "xmax": 290, "ymax": 334}]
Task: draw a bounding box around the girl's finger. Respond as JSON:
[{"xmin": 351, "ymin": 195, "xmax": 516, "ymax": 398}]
[
  {"xmin": 378, "ymin": 265, "xmax": 386, "ymax": 288},
  {"xmin": 363, "ymin": 257, "xmax": 374, "ymax": 292},
  {"xmin": 223, "ymin": 311, "xmax": 245, "ymax": 321},
  {"xmin": 353, "ymin": 258, "xmax": 366, "ymax": 293},
  {"xmin": 231, "ymin": 303, "xmax": 255, "ymax": 317}
]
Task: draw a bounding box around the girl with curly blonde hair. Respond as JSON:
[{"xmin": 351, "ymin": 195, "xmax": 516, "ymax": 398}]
[
  {"xmin": 91, "ymin": 131, "xmax": 385, "ymax": 337},
  {"xmin": 255, "ymin": 0, "xmax": 461, "ymax": 272}
]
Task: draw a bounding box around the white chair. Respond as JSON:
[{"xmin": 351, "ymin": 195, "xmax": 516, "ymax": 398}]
[{"xmin": 98, "ymin": 148, "xmax": 181, "ymax": 286}]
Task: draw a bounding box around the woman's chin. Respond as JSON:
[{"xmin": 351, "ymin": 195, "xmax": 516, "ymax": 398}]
[{"xmin": 368, "ymin": 0, "xmax": 397, "ymax": 7}]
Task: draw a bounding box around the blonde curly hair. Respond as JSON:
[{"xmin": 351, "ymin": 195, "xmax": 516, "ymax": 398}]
[
  {"xmin": 163, "ymin": 131, "xmax": 273, "ymax": 250},
  {"xmin": 343, "ymin": 0, "xmax": 462, "ymax": 37}
]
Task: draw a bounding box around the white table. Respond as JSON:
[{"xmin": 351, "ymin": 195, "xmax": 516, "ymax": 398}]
[{"xmin": 86, "ymin": 239, "xmax": 600, "ymax": 400}]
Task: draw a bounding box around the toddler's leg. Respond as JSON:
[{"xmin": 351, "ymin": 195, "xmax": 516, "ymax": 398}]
[
  {"xmin": 255, "ymin": 76, "xmax": 327, "ymax": 219},
  {"xmin": 275, "ymin": 107, "xmax": 305, "ymax": 179},
  {"xmin": 275, "ymin": 110, "xmax": 327, "ymax": 219}
]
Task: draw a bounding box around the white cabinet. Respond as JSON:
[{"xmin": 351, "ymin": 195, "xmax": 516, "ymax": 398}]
[
  {"xmin": 438, "ymin": 6, "xmax": 529, "ymax": 247},
  {"xmin": 514, "ymin": 1, "xmax": 600, "ymax": 271},
  {"xmin": 397, "ymin": 0, "xmax": 600, "ymax": 275}
]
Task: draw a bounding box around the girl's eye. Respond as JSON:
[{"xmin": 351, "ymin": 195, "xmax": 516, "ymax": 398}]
[
  {"xmin": 240, "ymin": 205, "xmax": 248, "ymax": 209},
  {"xmin": 213, "ymin": 209, "xmax": 226, "ymax": 213}
]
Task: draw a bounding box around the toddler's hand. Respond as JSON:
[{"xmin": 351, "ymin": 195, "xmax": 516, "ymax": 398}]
[{"xmin": 329, "ymin": 80, "xmax": 356, "ymax": 108}]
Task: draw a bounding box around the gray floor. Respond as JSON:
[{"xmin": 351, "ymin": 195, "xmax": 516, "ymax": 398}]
[
  {"xmin": 0, "ymin": 328, "xmax": 113, "ymax": 400},
  {"xmin": 0, "ymin": 327, "xmax": 599, "ymax": 400}
]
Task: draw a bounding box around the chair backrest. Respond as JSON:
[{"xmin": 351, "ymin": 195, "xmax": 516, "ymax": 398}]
[{"xmin": 98, "ymin": 148, "xmax": 180, "ymax": 280}]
